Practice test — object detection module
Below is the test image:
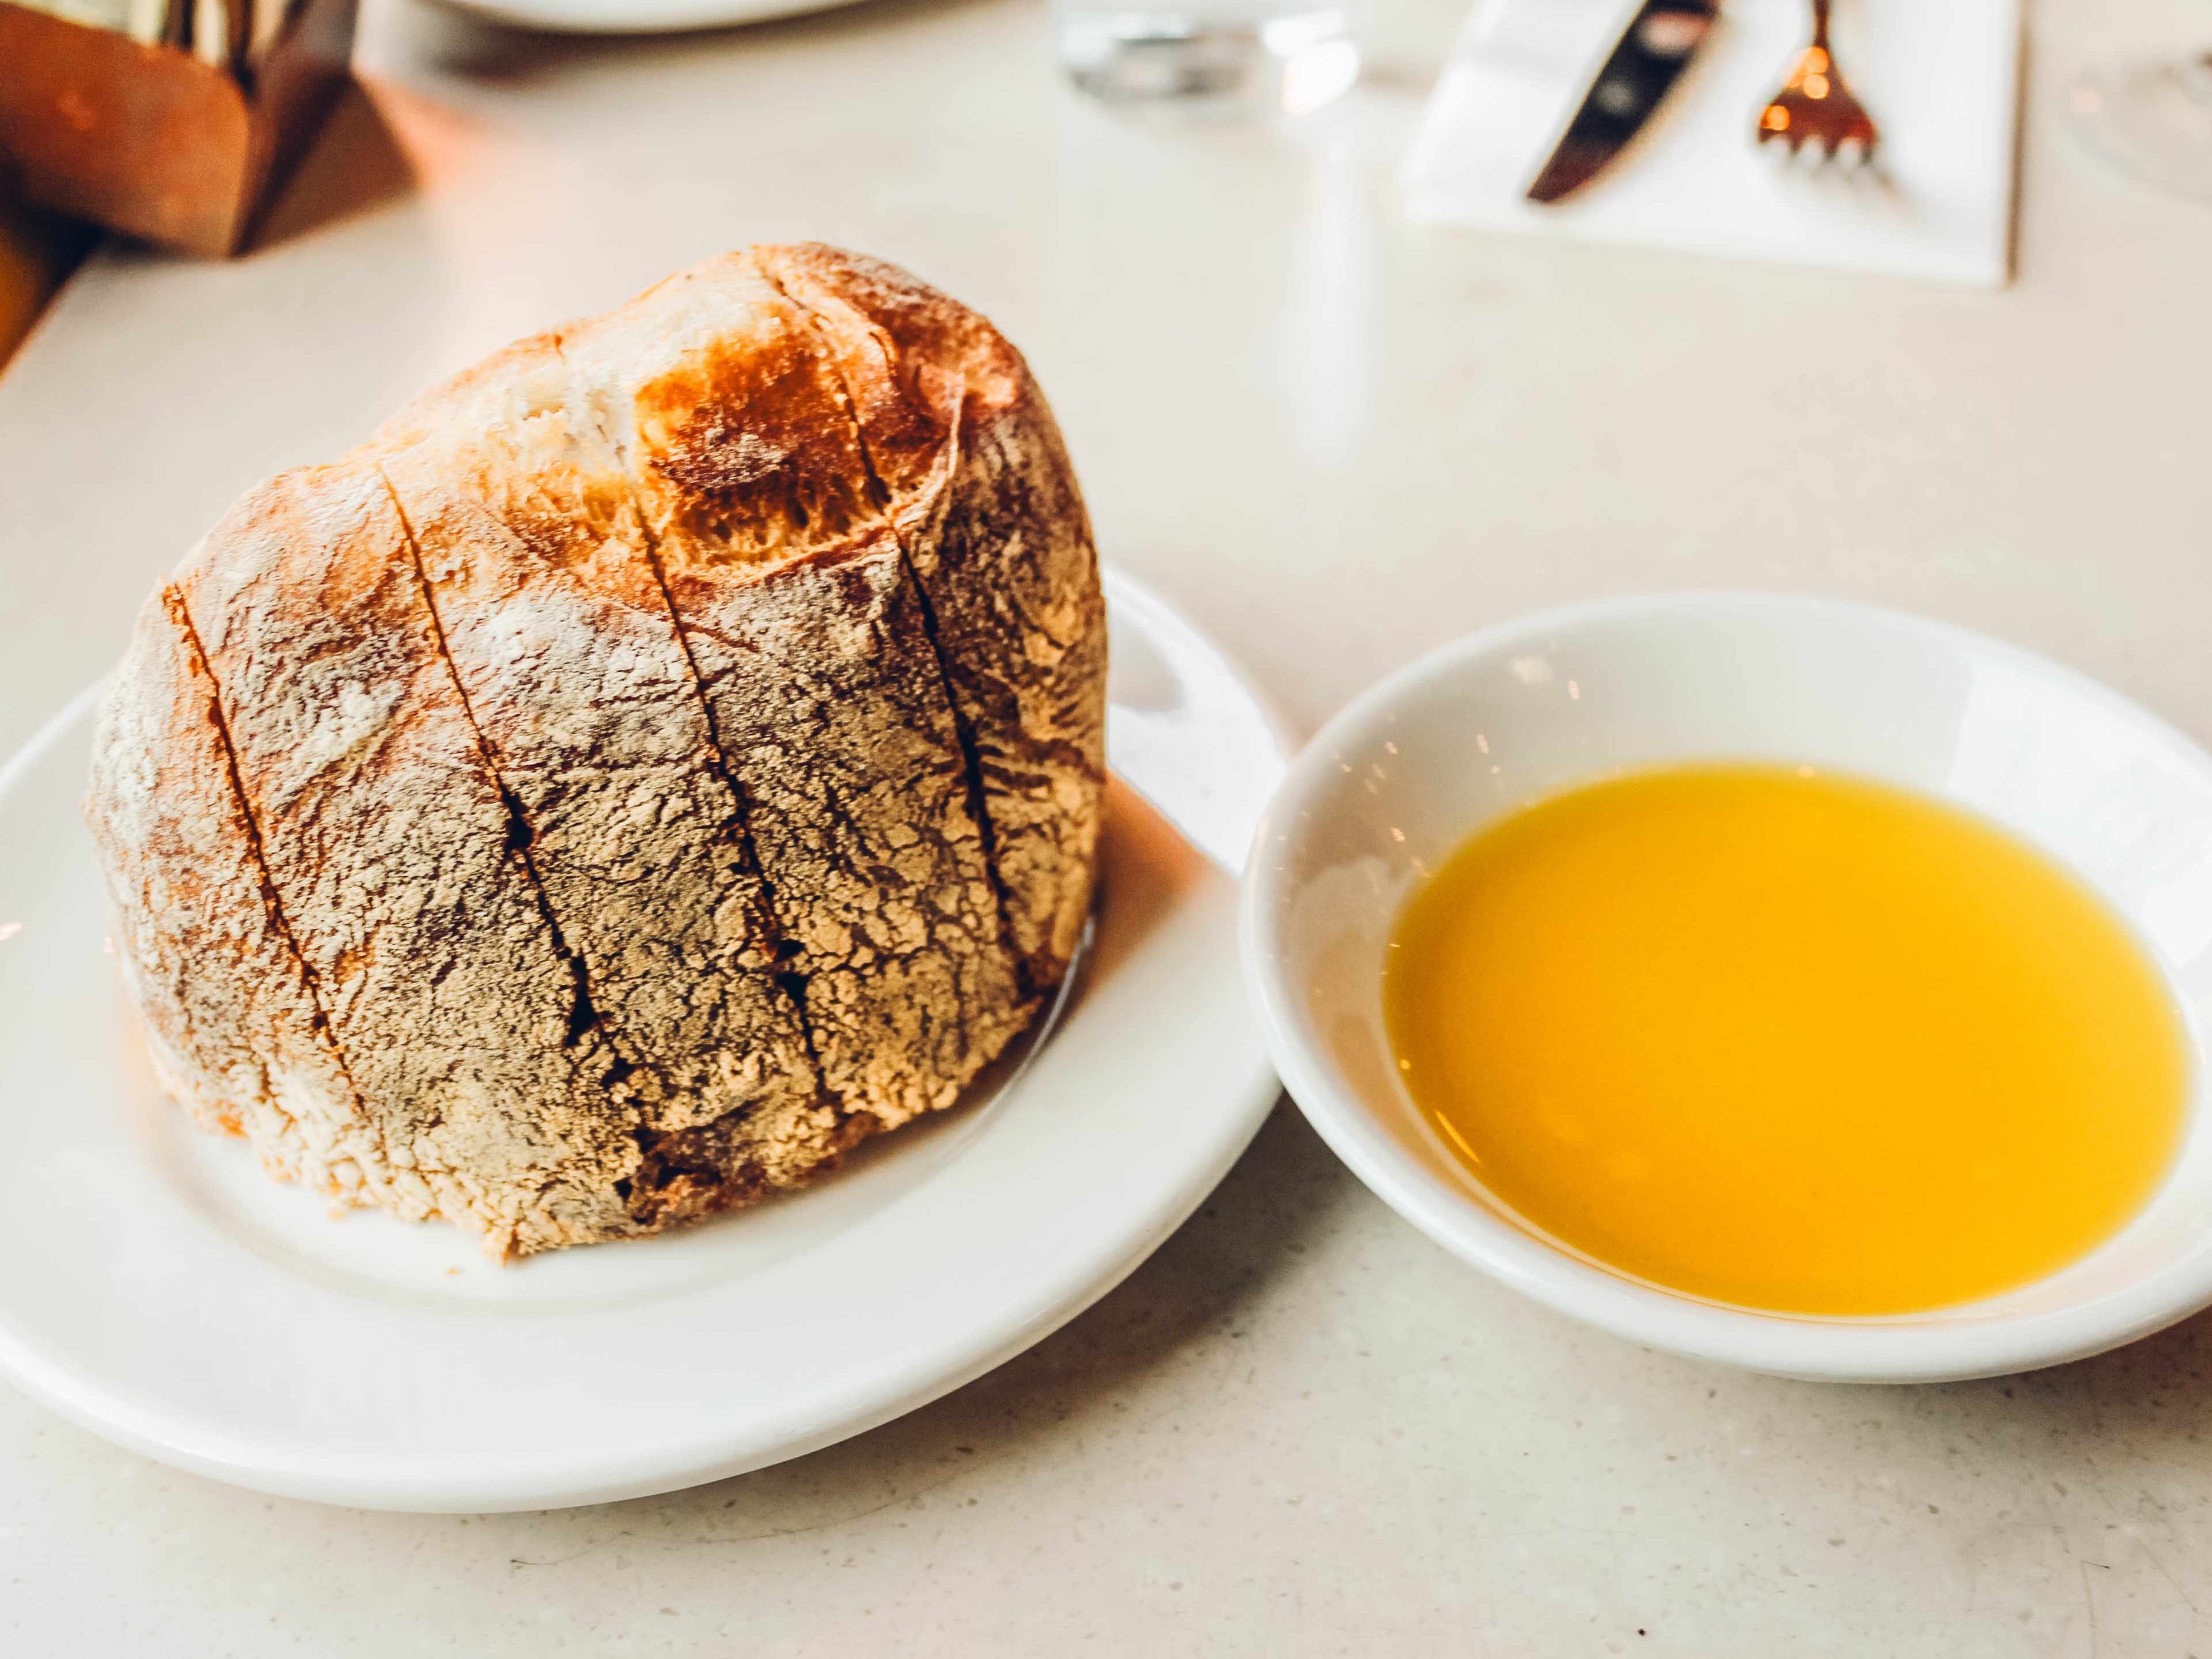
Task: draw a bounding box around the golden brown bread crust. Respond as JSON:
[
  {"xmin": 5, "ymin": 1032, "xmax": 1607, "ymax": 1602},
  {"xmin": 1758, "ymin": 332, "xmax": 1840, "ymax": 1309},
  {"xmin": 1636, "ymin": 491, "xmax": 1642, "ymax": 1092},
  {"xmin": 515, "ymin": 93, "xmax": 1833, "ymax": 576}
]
[
  {"xmin": 177, "ymin": 463, "xmax": 647, "ymax": 1256},
  {"xmin": 756, "ymin": 245, "xmax": 1108, "ymax": 994},
  {"xmin": 86, "ymin": 593, "xmax": 381, "ymax": 1199},
  {"xmin": 86, "ymin": 246, "xmax": 1103, "ymax": 1256},
  {"xmin": 559, "ymin": 254, "xmax": 1033, "ymax": 1127},
  {"xmin": 366, "ymin": 329, "xmax": 824, "ymax": 1137}
]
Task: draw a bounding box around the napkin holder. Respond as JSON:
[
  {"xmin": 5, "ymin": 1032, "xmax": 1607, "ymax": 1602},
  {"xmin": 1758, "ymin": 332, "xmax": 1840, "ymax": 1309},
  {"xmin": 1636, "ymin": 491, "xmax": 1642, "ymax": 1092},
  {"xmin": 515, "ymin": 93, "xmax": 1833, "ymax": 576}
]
[{"xmin": 0, "ymin": 0, "xmax": 357, "ymax": 257}]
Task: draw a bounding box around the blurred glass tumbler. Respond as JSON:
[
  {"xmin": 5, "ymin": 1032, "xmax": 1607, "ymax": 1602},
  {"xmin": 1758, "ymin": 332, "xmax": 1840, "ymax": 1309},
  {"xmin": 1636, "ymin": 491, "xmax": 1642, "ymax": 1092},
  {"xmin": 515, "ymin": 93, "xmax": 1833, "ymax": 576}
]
[{"xmin": 1055, "ymin": 0, "xmax": 1359, "ymax": 113}]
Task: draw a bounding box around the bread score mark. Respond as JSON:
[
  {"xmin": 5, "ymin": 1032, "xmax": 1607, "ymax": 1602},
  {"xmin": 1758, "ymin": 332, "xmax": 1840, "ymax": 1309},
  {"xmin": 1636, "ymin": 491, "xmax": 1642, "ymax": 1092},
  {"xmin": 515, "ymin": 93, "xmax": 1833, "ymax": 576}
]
[
  {"xmin": 556, "ymin": 253, "xmax": 1033, "ymax": 1129},
  {"xmin": 163, "ymin": 588, "xmax": 369, "ymax": 1121},
  {"xmin": 543, "ymin": 325, "xmax": 834, "ymax": 1097},
  {"xmin": 752, "ymin": 246, "xmax": 1108, "ymax": 998},
  {"xmin": 370, "ymin": 463, "xmax": 630, "ymax": 1082},
  {"xmin": 755, "ymin": 257, "xmax": 1029, "ymax": 1001},
  {"xmin": 366, "ymin": 338, "xmax": 827, "ymax": 1171},
  {"xmin": 173, "ymin": 464, "xmax": 650, "ymax": 1257},
  {"xmin": 84, "ymin": 588, "xmax": 387, "ymax": 1210}
]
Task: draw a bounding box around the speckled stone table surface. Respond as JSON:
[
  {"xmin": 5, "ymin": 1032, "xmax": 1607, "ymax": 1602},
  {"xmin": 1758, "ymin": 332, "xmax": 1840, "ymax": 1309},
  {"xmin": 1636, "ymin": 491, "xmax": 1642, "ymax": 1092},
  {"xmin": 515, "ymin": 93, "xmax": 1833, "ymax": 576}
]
[{"xmin": 6, "ymin": 0, "xmax": 2212, "ymax": 1650}]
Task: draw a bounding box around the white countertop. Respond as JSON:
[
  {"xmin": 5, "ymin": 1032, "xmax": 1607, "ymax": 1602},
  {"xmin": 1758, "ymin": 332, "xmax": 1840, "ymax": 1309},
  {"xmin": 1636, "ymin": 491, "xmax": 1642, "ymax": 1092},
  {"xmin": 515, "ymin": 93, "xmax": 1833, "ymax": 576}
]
[{"xmin": 7, "ymin": 0, "xmax": 2212, "ymax": 1649}]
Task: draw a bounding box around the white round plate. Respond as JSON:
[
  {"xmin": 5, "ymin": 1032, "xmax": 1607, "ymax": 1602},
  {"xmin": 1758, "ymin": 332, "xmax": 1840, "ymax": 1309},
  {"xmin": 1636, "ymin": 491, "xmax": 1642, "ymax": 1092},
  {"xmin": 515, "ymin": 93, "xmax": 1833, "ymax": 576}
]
[
  {"xmin": 0, "ymin": 570, "xmax": 1285, "ymax": 1511},
  {"xmin": 432, "ymin": 0, "xmax": 869, "ymax": 34}
]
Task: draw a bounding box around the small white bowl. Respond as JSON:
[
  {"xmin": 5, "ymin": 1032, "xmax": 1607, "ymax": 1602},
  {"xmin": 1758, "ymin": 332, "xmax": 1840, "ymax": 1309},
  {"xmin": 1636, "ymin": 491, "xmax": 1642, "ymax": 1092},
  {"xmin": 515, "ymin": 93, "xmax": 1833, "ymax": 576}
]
[{"xmin": 1242, "ymin": 593, "xmax": 2212, "ymax": 1382}]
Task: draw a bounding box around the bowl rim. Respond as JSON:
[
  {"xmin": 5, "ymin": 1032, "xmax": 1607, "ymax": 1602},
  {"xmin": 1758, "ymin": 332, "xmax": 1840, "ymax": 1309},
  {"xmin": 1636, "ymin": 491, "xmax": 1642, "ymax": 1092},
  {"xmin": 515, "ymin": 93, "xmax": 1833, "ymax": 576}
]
[{"xmin": 1239, "ymin": 589, "xmax": 2212, "ymax": 1382}]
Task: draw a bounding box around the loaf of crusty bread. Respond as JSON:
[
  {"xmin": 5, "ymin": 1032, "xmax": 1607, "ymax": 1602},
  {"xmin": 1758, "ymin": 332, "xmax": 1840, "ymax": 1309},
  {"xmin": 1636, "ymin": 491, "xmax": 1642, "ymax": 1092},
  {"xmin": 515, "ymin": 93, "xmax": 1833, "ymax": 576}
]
[{"xmin": 84, "ymin": 246, "xmax": 1107, "ymax": 1257}]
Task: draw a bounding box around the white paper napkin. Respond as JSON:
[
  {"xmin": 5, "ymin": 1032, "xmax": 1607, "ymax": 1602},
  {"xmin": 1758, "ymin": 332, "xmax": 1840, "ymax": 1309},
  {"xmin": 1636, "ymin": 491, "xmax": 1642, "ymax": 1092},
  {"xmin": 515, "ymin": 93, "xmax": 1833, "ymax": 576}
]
[{"xmin": 1403, "ymin": 0, "xmax": 2022, "ymax": 286}]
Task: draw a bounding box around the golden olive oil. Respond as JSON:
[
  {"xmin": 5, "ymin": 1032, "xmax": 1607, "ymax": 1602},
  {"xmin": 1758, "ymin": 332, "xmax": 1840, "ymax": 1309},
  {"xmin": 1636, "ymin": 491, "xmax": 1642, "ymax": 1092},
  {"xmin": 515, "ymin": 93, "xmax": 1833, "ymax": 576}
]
[{"xmin": 1384, "ymin": 764, "xmax": 2190, "ymax": 1316}]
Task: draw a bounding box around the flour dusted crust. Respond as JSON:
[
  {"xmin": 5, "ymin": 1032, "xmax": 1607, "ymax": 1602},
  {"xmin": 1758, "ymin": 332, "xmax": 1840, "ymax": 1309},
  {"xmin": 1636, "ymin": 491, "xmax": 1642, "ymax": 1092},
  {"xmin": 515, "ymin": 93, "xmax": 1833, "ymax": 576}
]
[
  {"xmin": 366, "ymin": 334, "xmax": 825, "ymax": 1142},
  {"xmin": 176, "ymin": 463, "xmax": 650, "ymax": 1256},
  {"xmin": 85, "ymin": 247, "xmax": 1104, "ymax": 1256},
  {"xmin": 756, "ymin": 245, "xmax": 1108, "ymax": 994},
  {"xmin": 85, "ymin": 594, "xmax": 380, "ymax": 1199},
  {"xmin": 559, "ymin": 254, "xmax": 1033, "ymax": 1127}
]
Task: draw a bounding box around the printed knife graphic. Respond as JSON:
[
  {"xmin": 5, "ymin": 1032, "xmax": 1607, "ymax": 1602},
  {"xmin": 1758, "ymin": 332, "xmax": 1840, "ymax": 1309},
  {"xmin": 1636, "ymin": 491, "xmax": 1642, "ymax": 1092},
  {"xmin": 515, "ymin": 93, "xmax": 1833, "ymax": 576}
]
[{"xmin": 1526, "ymin": 0, "xmax": 1719, "ymax": 204}]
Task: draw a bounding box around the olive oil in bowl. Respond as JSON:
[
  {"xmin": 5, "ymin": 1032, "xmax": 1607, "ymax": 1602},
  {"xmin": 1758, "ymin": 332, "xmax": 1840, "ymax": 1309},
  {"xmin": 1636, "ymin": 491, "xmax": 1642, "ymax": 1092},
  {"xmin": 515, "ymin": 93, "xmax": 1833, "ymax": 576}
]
[{"xmin": 1384, "ymin": 764, "xmax": 2190, "ymax": 1317}]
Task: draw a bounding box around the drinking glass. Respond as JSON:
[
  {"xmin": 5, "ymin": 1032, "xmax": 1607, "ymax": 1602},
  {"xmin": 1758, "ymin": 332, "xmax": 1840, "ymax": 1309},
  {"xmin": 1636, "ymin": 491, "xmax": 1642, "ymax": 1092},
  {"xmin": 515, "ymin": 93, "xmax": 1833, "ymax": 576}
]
[{"xmin": 1054, "ymin": 0, "xmax": 1360, "ymax": 115}]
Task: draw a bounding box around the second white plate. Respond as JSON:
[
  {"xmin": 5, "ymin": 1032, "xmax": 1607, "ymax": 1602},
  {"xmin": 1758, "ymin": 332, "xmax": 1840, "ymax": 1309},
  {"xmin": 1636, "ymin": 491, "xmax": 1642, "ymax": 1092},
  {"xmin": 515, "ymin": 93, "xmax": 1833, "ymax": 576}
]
[
  {"xmin": 0, "ymin": 570, "xmax": 1285, "ymax": 1512},
  {"xmin": 433, "ymin": 0, "xmax": 873, "ymax": 34}
]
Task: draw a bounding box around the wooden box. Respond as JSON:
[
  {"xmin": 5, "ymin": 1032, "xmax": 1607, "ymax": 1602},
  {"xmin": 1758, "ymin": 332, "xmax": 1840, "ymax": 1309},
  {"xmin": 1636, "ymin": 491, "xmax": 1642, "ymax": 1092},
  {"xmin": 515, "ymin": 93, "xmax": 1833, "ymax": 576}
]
[{"xmin": 0, "ymin": 0, "xmax": 357, "ymax": 257}]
